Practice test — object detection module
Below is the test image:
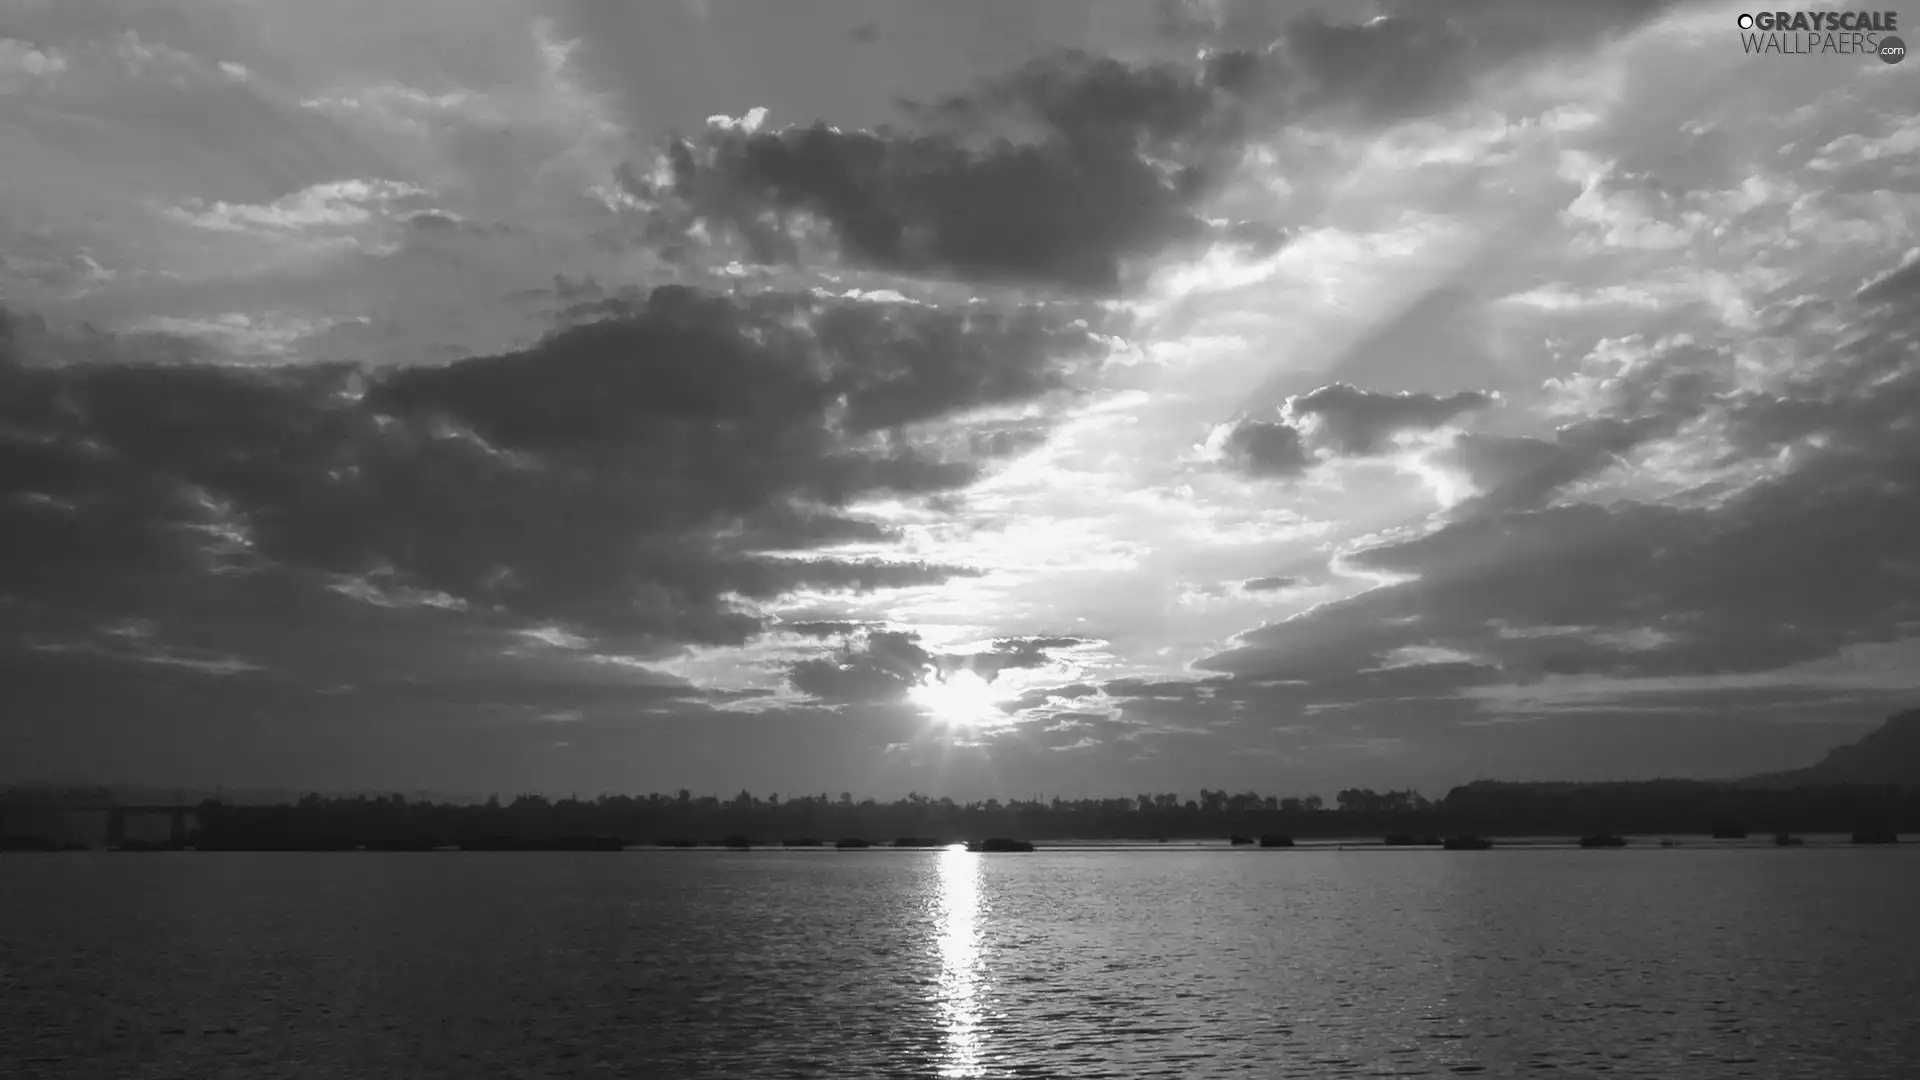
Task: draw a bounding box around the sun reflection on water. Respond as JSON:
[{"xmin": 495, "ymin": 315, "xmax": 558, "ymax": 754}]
[{"xmin": 936, "ymin": 844, "xmax": 986, "ymax": 1078}]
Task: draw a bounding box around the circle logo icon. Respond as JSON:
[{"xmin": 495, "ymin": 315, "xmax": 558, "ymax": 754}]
[
  {"xmin": 1737, "ymin": 14, "xmax": 1754, "ymax": 29},
  {"xmin": 1881, "ymin": 35, "xmax": 1907, "ymax": 64}
]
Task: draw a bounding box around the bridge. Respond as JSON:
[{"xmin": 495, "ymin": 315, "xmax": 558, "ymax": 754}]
[
  {"xmin": 106, "ymin": 806, "xmax": 196, "ymax": 846},
  {"xmin": 0, "ymin": 798, "xmax": 202, "ymax": 848}
]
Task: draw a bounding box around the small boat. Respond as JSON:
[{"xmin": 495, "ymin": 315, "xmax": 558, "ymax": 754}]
[
  {"xmin": 1228, "ymin": 835, "xmax": 1254, "ymax": 846},
  {"xmin": 1773, "ymin": 833, "xmax": 1804, "ymax": 847},
  {"xmin": 966, "ymin": 838, "xmax": 1035, "ymax": 853},
  {"xmin": 1257, "ymin": 833, "xmax": 1295, "ymax": 848}
]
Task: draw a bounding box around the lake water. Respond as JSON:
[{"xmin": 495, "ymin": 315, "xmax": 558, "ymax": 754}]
[{"xmin": 3, "ymin": 848, "xmax": 1917, "ymax": 1078}]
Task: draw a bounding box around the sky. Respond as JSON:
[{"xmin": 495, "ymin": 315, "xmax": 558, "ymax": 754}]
[{"xmin": 3, "ymin": 0, "xmax": 1918, "ymax": 802}]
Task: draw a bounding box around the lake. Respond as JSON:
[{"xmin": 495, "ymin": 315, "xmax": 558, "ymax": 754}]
[{"xmin": 3, "ymin": 848, "xmax": 1916, "ymax": 1078}]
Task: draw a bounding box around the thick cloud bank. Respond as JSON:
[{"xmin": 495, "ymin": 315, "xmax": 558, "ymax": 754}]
[{"xmin": 1, "ymin": 285, "xmax": 1102, "ymax": 657}]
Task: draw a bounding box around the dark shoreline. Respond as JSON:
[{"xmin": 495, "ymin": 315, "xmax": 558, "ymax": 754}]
[
  {"xmin": 9, "ymin": 766, "xmax": 1918, "ymax": 853},
  {"xmin": 5, "ymin": 832, "xmax": 1907, "ymax": 854}
]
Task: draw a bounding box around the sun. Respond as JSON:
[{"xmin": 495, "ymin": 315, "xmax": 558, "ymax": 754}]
[{"xmin": 908, "ymin": 668, "xmax": 1010, "ymax": 727}]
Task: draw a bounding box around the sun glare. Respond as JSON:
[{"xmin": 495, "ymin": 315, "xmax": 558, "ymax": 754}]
[{"xmin": 908, "ymin": 668, "xmax": 1010, "ymax": 727}]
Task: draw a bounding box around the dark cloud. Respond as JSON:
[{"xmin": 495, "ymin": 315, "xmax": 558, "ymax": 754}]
[
  {"xmin": 1221, "ymin": 382, "xmax": 1496, "ymax": 480},
  {"xmin": 993, "ymin": 635, "xmax": 1091, "ymax": 651},
  {"xmin": 0, "ymin": 308, "xmax": 23, "ymax": 358},
  {"xmin": 1440, "ymin": 415, "xmax": 1670, "ymax": 512},
  {"xmin": 641, "ymin": 1, "xmax": 1669, "ymax": 292},
  {"xmin": 1098, "ymin": 675, "xmax": 1223, "ymax": 705},
  {"xmin": 788, "ymin": 629, "xmax": 933, "ymax": 705},
  {"xmin": 945, "ymin": 635, "xmax": 1089, "ymax": 679},
  {"xmin": 787, "ymin": 631, "xmax": 1094, "ymax": 707},
  {"xmin": 810, "ymin": 300, "xmax": 1101, "ymax": 435},
  {"xmin": 650, "ymin": 53, "xmax": 1236, "ymax": 291},
  {"xmin": 1855, "ymin": 253, "xmax": 1920, "ymax": 307},
  {"xmin": 1221, "ymin": 419, "xmax": 1309, "ymax": 478},
  {"xmin": 1199, "ymin": 294, "xmax": 1920, "ymax": 703},
  {"xmin": 401, "ymin": 212, "xmax": 516, "ymax": 237},
  {"xmin": 0, "ymin": 285, "xmax": 1100, "ymax": 660},
  {"xmin": 729, "ymin": 558, "xmax": 981, "ymax": 600},
  {"xmin": 1024, "ymin": 712, "xmax": 1139, "ymax": 751},
  {"xmin": 777, "ymin": 620, "xmax": 875, "ymax": 640},
  {"xmin": 1285, "ymin": 383, "xmax": 1496, "ymax": 456},
  {"xmin": 1002, "ymin": 682, "xmax": 1100, "ymax": 714},
  {"xmin": 1718, "ymin": 322, "xmax": 1917, "ymax": 460},
  {"xmin": 1422, "ymin": 338, "xmax": 1740, "ymax": 511},
  {"xmin": 731, "ymin": 505, "xmax": 898, "ymax": 547},
  {"xmin": 1242, "ymin": 576, "xmax": 1299, "ymax": 592},
  {"xmin": 1591, "ymin": 340, "xmax": 1735, "ymax": 420},
  {"xmin": 968, "ymin": 426, "xmax": 1051, "ymax": 459},
  {"xmin": 0, "ymin": 220, "xmax": 117, "ymax": 303}
]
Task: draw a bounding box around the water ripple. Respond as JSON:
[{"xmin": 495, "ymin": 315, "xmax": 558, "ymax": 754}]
[{"xmin": 1, "ymin": 849, "xmax": 1917, "ymax": 1077}]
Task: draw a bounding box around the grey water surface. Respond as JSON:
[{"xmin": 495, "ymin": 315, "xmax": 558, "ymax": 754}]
[{"xmin": 3, "ymin": 848, "xmax": 1916, "ymax": 1078}]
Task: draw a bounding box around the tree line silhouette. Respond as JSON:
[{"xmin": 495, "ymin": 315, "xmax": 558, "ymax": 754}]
[{"xmin": 161, "ymin": 781, "xmax": 1920, "ymax": 850}]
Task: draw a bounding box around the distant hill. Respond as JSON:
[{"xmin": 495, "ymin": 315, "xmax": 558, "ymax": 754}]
[
  {"xmin": 1442, "ymin": 708, "xmax": 1920, "ymax": 800},
  {"xmin": 1743, "ymin": 708, "xmax": 1920, "ymax": 788}
]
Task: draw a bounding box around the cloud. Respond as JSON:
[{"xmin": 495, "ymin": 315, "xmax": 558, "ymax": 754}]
[
  {"xmin": 27, "ymin": 615, "xmax": 266, "ymax": 678},
  {"xmin": 646, "ymin": 53, "xmax": 1239, "ymax": 291},
  {"xmin": 775, "ymin": 620, "xmax": 874, "ymax": 639},
  {"xmin": 107, "ymin": 31, "xmax": 231, "ymax": 89},
  {"xmin": 789, "ymin": 629, "xmax": 932, "ymax": 705},
  {"xmin": 786, "ymin": 630, "xmax": 1096, "ymax": 708},
  {"xmin": 1435, "ymin": 415, "xmax": 1674, "ymax": 512},
  {"xmin": 0, "ymin": 221, "xmax": 114, "ymax": 304},
  {"xmin": 1242, "ymin": 576, "xmax": 1299, "ymax": 592},
  {"xmin": 1856, "ymin": 248, "xmax": 1920, "ymax": 307},
  {"xmin": 1285, "ymin": 383, "xmax": 1496, "ymax": 456},
  {"xmin": 162, "ymin": 179, "xmax": 432, "ymax": 239},
  {"xmin": 1220, "ymin": 418, "xmax": 1311, "ymax": 478},
  {"xmin": 0, "ymin": 37, "xmax": 67, "ymax": 91},
  {"xmin": 0, "ymin": 284, "xmax": 1100, "ymax": 659},
  {"xmin": 2, "ymin": 29, "xmax": 245, "ymax": 97},
  {"xmin": 1405, "ymin": 334, "xmax": 1754, "ymax": 511},
  {"xmin": 1161, "ymin": 0, "xmax": 1675, "ymax": 130},
  {"xmin": 950, "ymin": 635, "xmax": 1091, "ymax": 679},
  {"xmin": 1216, "ymin": 382, "xmax": 1496, "ymax": 480},
  {"xmin": 1198, "ymin": 279, "xmax": 1920, "ymax": 714},
  {"xmin": 639, "ymin": 1, "xmax": 1671, "ymax": 292}
]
